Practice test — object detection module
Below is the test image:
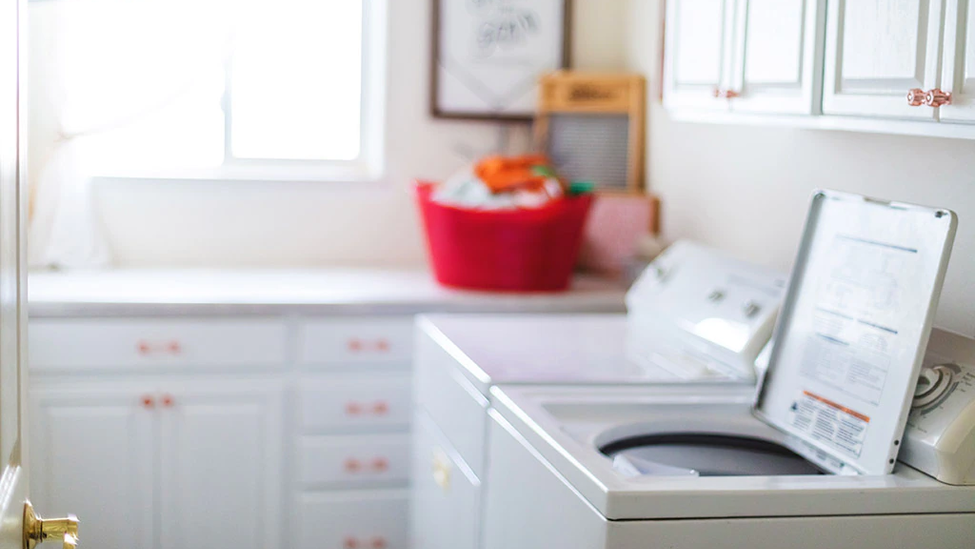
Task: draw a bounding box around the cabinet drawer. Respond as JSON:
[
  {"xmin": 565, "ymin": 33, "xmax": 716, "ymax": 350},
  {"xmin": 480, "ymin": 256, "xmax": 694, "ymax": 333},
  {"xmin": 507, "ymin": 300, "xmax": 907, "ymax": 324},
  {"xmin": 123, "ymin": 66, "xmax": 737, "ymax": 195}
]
[
  {"xmin": 298, "ymin": 317, "xmax": 413, "ymax": 365},
  {"xmin": 296, "ymin": 490, "xmax": 408, "ymax": 549},
  {"xmin": 298, "ymin": 374, "xmax": 411, "ymax": 432},
  {"xmin": 298, "ymin": 434, "xmax": 410, "ymax": 487},
  {"xmin": 30, "ymin": 318, "xmax": 288, "ymax": 370}
]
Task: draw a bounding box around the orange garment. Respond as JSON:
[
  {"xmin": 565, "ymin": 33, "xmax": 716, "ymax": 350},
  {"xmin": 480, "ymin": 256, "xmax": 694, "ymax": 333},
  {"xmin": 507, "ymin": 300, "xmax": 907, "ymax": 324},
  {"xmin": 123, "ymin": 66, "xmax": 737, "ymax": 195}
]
[{"xmin": 474, "ymin": 154, "xmax": 555, "ymax": 194}]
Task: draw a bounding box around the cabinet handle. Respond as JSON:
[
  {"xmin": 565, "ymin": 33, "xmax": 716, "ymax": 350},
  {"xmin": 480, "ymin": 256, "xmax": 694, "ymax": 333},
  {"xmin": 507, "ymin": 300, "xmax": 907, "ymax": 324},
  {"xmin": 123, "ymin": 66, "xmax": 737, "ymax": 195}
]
[
  {"xmin": 343, "ymin": 536, "xmax": 359, "ymax": 549},
  {"xmin": 370, "ymin": 537, "xmax": 387, "ymax": 549},
  {"xmin": 712, "ymin": 87, "xmax": 740, "ymax": 99},
  {"xmin": 926, "ymin": 88, "xmax": 952, "ymax": 108},
  {"xmin": 372, "ymin": 401, "xmax": 389, "ymax": 415},
  {"xmin": 161, "ymin": 394, "xmax": 175, "ymax": 408},
  {"xmin": 345, "ymin": 402, "xmax": 363, "ymax": 416},
  {"xmin": 136, "ymin": 340, "xmax": 182, "ymax": 355},
  {"xmin": 141, "ymin": 395, "xmax": 155, "ymax": 409},
  {"xmin": 907, "ymin": 88, "xmax": 926, "ymax": 106},
  {"xmin": 344, "ymin": 458, "xmax": 362, "ymax": 472},
  {"xmin": 347, "ymin": 338, "xmax": 363, "ymax": 352},
  {"xmin": 432, "ymin": 450, "xmax": 451, "ymax": 492},
  {"xmin": 375, "ymin": 338, "xmax": 390, "ymax": 352},
  {"xmin": 371, "ymin": 457, "xmax": 389, "ymax": 472}
]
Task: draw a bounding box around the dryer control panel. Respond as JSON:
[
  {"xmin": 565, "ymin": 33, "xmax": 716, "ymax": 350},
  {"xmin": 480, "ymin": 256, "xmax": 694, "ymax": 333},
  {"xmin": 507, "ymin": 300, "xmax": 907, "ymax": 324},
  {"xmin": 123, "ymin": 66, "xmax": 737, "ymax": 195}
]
[
  {"xmin": 625, "ymin": 241, "xmax": 788, "ymax": 381},
  {"xmin": 900, "ymin": 330, "xmax": 975, "ymax": 485}
]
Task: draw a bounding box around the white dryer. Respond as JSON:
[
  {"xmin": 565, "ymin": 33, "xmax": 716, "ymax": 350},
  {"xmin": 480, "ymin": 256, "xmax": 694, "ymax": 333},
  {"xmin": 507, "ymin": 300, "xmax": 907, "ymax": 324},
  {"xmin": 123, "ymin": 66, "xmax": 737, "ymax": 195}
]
[
  {"xmin": 410, "ymin": 241, "xmax": 788, "ymax": 549},
  {"xmin": 481, "ymin": 192, "xmax": 972, "ymax": 548}
]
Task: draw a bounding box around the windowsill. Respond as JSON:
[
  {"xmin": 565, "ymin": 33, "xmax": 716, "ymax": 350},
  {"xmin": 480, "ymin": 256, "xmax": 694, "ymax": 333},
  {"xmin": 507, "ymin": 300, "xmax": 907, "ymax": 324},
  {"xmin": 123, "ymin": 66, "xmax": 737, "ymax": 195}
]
[{"xmin": 91, "ymin": 162, "xmax": 385, "ymax": 185}]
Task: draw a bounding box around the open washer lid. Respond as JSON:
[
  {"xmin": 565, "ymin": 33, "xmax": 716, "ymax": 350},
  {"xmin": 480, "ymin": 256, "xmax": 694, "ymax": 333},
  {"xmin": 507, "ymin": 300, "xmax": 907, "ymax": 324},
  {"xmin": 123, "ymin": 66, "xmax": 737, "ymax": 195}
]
[{"xmin": 754, "ymin": 190, "xmax": 957, "ymax": 475}]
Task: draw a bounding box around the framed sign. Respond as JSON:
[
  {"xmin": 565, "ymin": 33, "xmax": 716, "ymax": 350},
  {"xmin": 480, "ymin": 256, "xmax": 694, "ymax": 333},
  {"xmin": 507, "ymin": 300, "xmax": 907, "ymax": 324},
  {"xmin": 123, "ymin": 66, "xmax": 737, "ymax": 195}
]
[{"xmin": 431, "ymin": 0, "xmax": 572, "ymax": 121}]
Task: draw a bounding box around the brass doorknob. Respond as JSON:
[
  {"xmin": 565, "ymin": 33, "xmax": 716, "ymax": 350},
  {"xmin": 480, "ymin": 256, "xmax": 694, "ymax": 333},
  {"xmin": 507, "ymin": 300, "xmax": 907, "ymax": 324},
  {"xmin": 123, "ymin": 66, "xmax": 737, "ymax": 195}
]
[{"xmin": 24, "ymin": 501, "xmax": 78, "ymax": 549}]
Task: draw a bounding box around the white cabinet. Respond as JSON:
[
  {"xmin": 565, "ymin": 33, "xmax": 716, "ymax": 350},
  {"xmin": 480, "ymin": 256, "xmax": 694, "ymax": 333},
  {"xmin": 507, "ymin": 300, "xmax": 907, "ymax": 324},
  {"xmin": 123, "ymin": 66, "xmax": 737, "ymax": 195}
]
[
  {"xmin": 299, "ymin": 434, "xmax": 411, "ymax": 488},
  {"xmin": 822, "ymin": 0, "xmax": 943, "ymax": 120},
  {"xmin": 663, "ymin": 0, "xmax": 736, "ymax": 111},
  {"xmin": 297, "ymin": 374, "xmax": 412, "ymax": 433},
  {"xmin": 158, "ymin": 381, "xmax": 283, "ymax": 549},
  {"xmin": 664, "ymin": 0, "xmax": 975, "ymax": 137},
  {"xmin": 729, "ymin": 0, "xmax": 824, "ymax": 114},
  {"xmin": 29, "ymin": 318, "xmax": 288, "ymax": 371},
  {"xmin": 940, "ymin": 0, "xmax": 975, "ymax": 122},
  {"xmin": 297, "ymin": 490, "xmax": 409, "ymax": 549},
  {"xmin": 30, "ymin": 384, "xmax": 155, "ymax": 549},
  {"xmin": 30, "ymin": 379, "xmax": 284, "ymax": 549},
  {"xmin": 664, "ymin": 0, "xmax": 822, "ymax": 115},
  {"xmin": 298, "ymin": 318, "xmax": 413, "ymax": 366},
  {"xmin": 410, "ymin": 411, "xmax": 480, "ymax": 549}
]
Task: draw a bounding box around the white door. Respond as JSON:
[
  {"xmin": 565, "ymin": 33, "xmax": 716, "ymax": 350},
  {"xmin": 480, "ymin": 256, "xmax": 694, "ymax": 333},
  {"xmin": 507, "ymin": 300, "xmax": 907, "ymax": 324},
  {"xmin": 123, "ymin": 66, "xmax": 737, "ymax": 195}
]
[
  {"xmin": 29, "ymin": 386, "xmax": 154, "ymax": 549},
  {"xmin": 1, "ymin": 1, "xmax": 80, "ymax": 548},
  {"xmin": 663, "ymin": 0, "xmax": 737, "ymax": 111},
  {"xmin": 822, "ymin": 0, "xmax": 944, "ymax": 120},
  {"xmin": 158, "ymin": 381, "xmax": 283, "ymax": 549},
  {"xmin": 729, "ymin": 0, "xmax": 824, "ymax": 114},
  {"xmin": 940, "ymin": 0, "xmax": 975, "ymax": 122}
]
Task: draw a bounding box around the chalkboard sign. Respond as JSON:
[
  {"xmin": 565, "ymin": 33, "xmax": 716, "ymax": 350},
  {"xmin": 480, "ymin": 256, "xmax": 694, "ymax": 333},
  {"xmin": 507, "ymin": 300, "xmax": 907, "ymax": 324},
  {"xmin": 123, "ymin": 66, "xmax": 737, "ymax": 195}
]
[{"xmin": 431, "ymin": 0, "xmax": 572, "ymax": 121}]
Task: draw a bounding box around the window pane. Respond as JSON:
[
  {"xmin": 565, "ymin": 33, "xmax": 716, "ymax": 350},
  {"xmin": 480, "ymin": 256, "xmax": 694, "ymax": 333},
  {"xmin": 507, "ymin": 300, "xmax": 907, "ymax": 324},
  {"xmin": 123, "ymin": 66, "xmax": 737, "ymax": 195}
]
[
  {"xmin": 231, "ymin": 0, "xmax": 363, "ymax": 161},
  {"xmin": 43, "ymin": 0, "xmax": 228, "ymax": 172}
]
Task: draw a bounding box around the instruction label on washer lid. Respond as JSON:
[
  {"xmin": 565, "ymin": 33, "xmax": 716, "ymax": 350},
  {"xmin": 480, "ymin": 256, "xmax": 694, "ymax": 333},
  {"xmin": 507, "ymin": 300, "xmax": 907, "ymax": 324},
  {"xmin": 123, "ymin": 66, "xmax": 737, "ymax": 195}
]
[{"xmin": 788, "ymin": 390, "xmax": 870, "ymax": 457}]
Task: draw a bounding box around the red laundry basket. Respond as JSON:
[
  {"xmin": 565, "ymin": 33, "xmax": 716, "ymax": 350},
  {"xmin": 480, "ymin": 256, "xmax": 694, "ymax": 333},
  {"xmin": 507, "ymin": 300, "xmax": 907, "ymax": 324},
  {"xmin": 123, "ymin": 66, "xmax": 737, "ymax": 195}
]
[{"xmin": 415, "ymin": 181, "xmax": 594, "ymax": 292}]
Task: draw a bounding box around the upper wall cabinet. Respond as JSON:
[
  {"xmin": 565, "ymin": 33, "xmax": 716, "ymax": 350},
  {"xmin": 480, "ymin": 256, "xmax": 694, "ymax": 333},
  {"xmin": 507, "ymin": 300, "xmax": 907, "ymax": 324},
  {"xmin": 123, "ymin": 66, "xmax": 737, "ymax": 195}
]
[
  {"xmin": 940, "ymin": 0, "xmax": 975, "ymax": 122},
  {"xmin": 663, "ymin": 0, "xmax": 736, "ymax": 112},
  {"xmin": 729, "ymin": 0, "xmax": 824, "ymax": 114},
  {"xmin": 664, "ymin": 0, "xmax": 823, "ymax": 115},
  {"xmin": 822, "ymin": 0, "xmax": 943, "ymax": 120},
  {"xmin": 663, "ymin": 0, "xmax": 975, "ymax": 137}
]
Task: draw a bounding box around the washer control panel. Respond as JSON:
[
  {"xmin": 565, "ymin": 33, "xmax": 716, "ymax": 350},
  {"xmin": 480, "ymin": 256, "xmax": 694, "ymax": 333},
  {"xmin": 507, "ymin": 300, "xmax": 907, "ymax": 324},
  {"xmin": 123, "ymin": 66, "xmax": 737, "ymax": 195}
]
[{"xmin": 901, "ymin": 353, "xmax": 975, "ymax": 485}]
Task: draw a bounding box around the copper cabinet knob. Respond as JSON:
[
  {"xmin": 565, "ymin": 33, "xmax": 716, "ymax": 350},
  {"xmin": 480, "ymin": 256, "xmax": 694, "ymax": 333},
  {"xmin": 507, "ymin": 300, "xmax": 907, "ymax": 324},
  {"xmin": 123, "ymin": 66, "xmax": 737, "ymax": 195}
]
[
  {"xmin": 712, "ymin": 88, "xmax": 740, "ymax": 99},
  {"xmin": 925, "ymin": 88, "xmax": 952, "ymax": 107},
  {"xmin": 906, "ymin": 88, "xmax": 926, "ymax": 106}
]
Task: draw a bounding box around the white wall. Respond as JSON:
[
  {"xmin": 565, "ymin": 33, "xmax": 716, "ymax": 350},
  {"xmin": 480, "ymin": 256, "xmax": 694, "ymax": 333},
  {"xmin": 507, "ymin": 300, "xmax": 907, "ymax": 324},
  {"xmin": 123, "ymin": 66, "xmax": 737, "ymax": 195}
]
[
  {"xmin": 29, "ymin": 0, "xmax": 975, "ymax": 336},
  {"xmin": 627, "ymin": 0, "xmax": 975, "ymax": 337},
  {"xmin": 27, "ymin": 0, "xmax": 629, "ymax": 269}
]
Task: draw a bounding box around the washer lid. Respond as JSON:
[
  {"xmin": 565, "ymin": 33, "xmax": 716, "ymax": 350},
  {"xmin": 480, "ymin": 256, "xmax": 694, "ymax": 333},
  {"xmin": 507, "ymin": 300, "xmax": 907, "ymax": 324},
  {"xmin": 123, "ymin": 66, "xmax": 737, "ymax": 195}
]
[{"xmin": 754, "ymin": 190, "xmax": 957, "ymax": 475}]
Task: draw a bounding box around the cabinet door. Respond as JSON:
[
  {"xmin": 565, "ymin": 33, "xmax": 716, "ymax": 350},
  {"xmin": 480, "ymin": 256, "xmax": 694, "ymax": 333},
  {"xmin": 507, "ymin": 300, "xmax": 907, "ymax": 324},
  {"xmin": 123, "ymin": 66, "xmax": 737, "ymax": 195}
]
[
  {"xmin": 663, "ymin": 0, "xmax": 737, "ymax": 111},
  {"xmin": 822, "ymin": 0, "xmax": 943, "ymax": 119},
  {"xmin": 30, "ymin": 384, "xmax": 155, "ymax": 549},
  {"xmin": 158, "ymin": 380, "xmax": 284, "ymax": 549},
  {"xmin": 940, "ymin": 0, "xmax": 975, "ymax": 122},
  {"xmin": 729, "ymin": 0, "xmax": 824, "ymax": 114},
  {"xmin": 410, "ymin": 411, "xmax": 480, "ymax": 549}
]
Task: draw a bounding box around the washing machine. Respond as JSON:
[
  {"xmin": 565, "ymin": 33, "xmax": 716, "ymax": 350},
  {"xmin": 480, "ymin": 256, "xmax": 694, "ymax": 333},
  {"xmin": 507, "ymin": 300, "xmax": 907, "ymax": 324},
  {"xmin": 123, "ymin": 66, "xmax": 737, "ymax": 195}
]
[
  {"xmin": 480, "ymin": 191, "xmax": 972, "ymax": 548},
  {"xmin": 410, "ymin": 241, "xmax": 789, "ymax": 549}
]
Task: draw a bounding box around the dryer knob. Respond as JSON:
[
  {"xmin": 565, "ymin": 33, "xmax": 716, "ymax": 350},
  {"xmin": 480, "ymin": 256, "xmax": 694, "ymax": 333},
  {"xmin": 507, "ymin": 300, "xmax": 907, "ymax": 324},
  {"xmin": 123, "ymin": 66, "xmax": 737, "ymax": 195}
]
[{"xmin": 912, "ymin": 365, "xmax": 953, "ymax": 409}]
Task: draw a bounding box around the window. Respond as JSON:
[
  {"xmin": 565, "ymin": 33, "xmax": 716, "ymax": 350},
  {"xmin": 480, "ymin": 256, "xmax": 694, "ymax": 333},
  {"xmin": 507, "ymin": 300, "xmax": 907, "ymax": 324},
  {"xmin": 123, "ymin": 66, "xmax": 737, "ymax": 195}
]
[{"xmin": 45, "ymin": 0, "xmax": 385, "ymax": 181}]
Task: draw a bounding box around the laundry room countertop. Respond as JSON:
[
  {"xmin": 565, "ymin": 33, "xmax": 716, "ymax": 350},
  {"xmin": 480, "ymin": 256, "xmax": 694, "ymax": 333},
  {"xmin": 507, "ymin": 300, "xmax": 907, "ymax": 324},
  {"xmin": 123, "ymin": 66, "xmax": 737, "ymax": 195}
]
[{"xmin": 28, "ymin": 269, "xmax": 627, "ymax": 317}]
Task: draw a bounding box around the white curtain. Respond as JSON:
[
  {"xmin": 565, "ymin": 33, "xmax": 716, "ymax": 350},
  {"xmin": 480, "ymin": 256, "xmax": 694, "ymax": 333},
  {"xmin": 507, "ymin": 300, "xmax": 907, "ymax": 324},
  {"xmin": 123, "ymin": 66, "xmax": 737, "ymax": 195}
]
[{"xmin": 28, "ymin": 0, "xmax": 231, "ymax": 269}]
